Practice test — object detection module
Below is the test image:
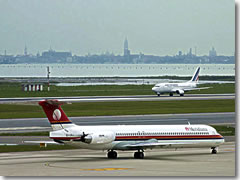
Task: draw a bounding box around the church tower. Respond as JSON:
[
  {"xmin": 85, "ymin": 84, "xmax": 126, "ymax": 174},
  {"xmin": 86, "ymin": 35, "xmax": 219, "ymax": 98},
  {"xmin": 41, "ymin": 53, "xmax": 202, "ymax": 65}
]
[
  {"xmin": 124, "ymin": 38, "xmax": 130, "ymax": 56},
  {"xmin": 24, "ymin": 45, "xmax": 28, "ymax": 56}
]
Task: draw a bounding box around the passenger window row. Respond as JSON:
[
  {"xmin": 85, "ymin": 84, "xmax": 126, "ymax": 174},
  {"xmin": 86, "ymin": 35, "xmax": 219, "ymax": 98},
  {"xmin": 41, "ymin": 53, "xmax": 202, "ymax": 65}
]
[{"xmin": 116, "ymin": 132, "xmax": 209, "ymax": 136}]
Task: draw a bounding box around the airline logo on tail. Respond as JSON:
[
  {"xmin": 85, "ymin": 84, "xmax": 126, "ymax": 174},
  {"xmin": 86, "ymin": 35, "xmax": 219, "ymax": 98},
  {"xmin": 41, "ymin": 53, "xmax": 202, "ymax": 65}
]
[
  {"xmin": 191, "ymin": 67, "xmax": 200, "ymax": 82},
  {"xmin": 53, "ymin": 109, "xmax": 61, "ymax": 121}
]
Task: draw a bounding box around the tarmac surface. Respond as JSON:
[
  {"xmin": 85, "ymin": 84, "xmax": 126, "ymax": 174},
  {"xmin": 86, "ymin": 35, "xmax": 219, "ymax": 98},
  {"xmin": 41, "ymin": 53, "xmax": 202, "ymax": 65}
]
[
  {"xmin": 0, "ymin": 112, "xmax": 235, "ymax": 133},
  {"xmin": 0, "ymin": 142, "xmax": 235, "ymax": 176}
]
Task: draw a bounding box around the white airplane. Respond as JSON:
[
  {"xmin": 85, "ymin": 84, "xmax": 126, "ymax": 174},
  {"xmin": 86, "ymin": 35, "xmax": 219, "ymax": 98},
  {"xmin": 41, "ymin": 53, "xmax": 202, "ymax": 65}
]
[
  {"xmin": 152, "ymin": 67, "xmax": 210, "ymax": 97},
  {"xmin": 31, "ymin": 99, "xmax": 225, "ymax": 159}
]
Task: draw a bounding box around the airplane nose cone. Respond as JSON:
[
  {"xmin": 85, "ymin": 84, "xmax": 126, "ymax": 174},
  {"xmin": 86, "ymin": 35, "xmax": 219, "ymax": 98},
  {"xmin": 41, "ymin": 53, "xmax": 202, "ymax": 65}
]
[{"xmin": 152, "ymin": 87, "xmax": 157, "ymax": 92}]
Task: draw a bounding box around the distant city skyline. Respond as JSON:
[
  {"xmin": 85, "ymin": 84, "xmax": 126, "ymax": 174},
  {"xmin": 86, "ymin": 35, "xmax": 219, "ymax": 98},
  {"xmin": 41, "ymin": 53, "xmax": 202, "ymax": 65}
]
[
  {"xmin": 0, "ymin": 0, "xmax": 235, "ymax": 56},
  {"xmin": 0, "ymin": 40, "xmax": 228, "ymax": 58}
]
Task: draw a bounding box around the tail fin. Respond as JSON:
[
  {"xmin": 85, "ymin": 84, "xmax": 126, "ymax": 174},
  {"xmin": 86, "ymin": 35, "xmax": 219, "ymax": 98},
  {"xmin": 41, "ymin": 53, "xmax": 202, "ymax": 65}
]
[
  {"xmin": 39, "ymin": 100, "xmax": 76, "ymax": 131},
  {"xmin": 190, "ymin": 67, "xmax": 200, "ymax": 82}
]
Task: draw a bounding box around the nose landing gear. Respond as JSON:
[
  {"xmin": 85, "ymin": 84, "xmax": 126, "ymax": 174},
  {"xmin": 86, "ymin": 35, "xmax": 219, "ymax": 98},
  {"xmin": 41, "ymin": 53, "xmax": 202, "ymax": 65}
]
[{"xmin": 211, "ymin": 147, "xmax": 217, "ymax": 154}]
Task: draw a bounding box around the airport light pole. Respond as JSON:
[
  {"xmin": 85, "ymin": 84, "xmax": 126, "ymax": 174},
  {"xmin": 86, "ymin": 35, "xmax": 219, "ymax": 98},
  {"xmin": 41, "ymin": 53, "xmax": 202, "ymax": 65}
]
[{"xmin": 47, "ymin": 66, "xmax": 50, "ymax": 91}]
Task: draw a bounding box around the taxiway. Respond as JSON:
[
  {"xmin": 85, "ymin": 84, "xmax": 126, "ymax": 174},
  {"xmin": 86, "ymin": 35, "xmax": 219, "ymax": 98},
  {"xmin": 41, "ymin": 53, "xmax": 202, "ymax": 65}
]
[
  {"xmin": 0, "ymin": 142, "xmax": 235, "ymax": 176},
  {"xmin": 0, "ymin": 94, "xmax": 235, "ymax": 104}
]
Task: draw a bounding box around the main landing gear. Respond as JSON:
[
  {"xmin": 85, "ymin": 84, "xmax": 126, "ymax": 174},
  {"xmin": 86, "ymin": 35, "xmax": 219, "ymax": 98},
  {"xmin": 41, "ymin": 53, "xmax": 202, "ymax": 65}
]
[
  {"xmin": 134, "ymin": 150, "xmax": 144, "ymax": 159},
  {"xmin": 211, "ymin": 147, "xmax": 217, "ymax": 154},
  {"xmin": 107, "ymin": 150, "xmax": 145, "ymax": 159},
  {"xmin": 107, "ymin": 150, "xmax": 117, "ymax": 159}
]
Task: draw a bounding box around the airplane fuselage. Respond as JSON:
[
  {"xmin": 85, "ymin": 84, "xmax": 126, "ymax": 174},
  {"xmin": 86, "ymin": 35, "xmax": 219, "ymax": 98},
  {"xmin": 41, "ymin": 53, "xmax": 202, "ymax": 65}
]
[
  {"xmin": 50, "ymin": 124, "xmax": 224, "ymax": 151},
  {"xmin": 152, "ymin": 82, "xmax": 197, "ymax": 94}
]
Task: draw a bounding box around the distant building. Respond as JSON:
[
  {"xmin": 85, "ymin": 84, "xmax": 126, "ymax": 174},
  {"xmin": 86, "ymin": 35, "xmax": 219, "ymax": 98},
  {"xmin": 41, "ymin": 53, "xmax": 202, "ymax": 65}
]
[
  {"xmin": 24, "ymin": 45, "xmax": 28, "ymax": 56},
  {"xmin": 123, "ymin": 38, "xmax": 130, "ymax": 56},
  {"xmin": 42, "ymin": 48, "xmax": 72, "ymax": 59},
  {"xmin": 187, "ymin": 48, "xmax": 192, "ymax": 57},
  {"xmin": 209, "ymin": 47, "xmax": 217, "ymax": 57},
  {"xmin": 178, "ymin": 51, "xmax": 182, "ymax": 56}
]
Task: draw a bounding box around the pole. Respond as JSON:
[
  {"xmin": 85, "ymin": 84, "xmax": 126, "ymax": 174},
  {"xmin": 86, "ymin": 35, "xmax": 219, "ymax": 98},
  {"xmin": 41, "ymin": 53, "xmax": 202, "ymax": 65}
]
[{"xmin": 47, "ymin": 66, "xmax": 50, "ymax": 91}]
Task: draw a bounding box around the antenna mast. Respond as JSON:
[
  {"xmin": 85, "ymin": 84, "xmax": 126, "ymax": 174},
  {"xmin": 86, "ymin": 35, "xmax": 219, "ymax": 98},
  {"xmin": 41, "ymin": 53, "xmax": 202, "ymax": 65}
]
[{"xmin": 47, "ymin": 66, "xmax": 50, "ymax": 91}]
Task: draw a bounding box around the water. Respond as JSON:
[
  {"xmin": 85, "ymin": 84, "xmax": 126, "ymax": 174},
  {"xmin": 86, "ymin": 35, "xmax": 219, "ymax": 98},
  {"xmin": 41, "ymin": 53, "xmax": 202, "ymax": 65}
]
[{"xmin": 0, "ymin": 64, "xmax": 235, "ymax": 77}]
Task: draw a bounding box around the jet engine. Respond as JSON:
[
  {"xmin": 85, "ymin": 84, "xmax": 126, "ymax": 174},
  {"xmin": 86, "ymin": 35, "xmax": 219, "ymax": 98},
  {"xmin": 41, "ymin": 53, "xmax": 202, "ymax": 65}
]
[
  {"xmin": 176, "ymin": 89, "xmax": 184, "ymax": 95},
  {"xmin": 80, "ymin": 131, "xmax": 115, "ymax": 144}
]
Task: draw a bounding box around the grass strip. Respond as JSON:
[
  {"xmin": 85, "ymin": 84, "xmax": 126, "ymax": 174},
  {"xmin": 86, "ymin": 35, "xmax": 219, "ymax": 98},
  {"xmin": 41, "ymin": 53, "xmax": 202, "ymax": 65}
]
[
  {"xmin": 0, "ymin": 83, "xmax": 235, "ymax": 98},
  {"xmin": 0, "ymin": 132, "xmax": 49, "ymax": 136},
  {"xmin": 0, "ymin": 99, "xmax": 235, "ymax": 119},
  {"xmin": 211, "ymin": 125, "xmax": 235, "ymax": 136}
]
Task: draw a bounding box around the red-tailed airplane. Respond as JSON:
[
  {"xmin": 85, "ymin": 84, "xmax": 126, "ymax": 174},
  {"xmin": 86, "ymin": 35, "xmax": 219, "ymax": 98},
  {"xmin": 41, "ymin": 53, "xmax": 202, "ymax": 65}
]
[{"xmin": 34, "ymin": 99, "xmax": 224, "ymax": 159}]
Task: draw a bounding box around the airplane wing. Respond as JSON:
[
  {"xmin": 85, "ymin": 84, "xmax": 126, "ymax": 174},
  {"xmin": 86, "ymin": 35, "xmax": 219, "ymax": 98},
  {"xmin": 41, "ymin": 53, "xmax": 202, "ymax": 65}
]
[
  {"xmin": 123, "ymin": 139, "xmax": 199, "ymax": 149},
  {"xmin": 183, "ymin": 87, "xmax": 211, "ymax": 91},
  {"xmin": 172, "ymin": 87, "xmax": 211, "ymax": 93},
  {"xmin": 23, "ymin": 141, "xmax": 59, "ymax": 144}
]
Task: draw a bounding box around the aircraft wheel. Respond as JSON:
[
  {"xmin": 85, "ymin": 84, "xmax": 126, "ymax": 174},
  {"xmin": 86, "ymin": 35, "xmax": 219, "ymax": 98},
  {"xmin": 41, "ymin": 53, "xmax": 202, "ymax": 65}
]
[
  {"xmin": 157, "ymin": 93, "xmax": 160, "ymax": 97},
  {"xmin": 134, "ymin": 151, "xmax": 144, "ymax": 159},
  {"xmin": 107, "ymin": 150, "xmax": 117, "ymax": 159},
  {"xmin": 169, "ymin": 93, "xmax": 173, "ymax": 96},
  {"xmin": 180, "ymin": 94, "xmax": 184, "ymax": 96},
  {"xmin": 211, "ymin": 147, "xmax": 217, "ymax": 154}
]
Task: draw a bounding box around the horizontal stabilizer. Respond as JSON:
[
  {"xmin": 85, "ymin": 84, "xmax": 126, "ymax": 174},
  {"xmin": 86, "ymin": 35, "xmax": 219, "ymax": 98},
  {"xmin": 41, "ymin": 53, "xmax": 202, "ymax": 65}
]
[
  {"xmin": 44, "ymin": 99, "xmax": 70, "ymax": 106},
  {"xmin": 23, "ymin": 141, "xmax": 59, "ymax": 144}
]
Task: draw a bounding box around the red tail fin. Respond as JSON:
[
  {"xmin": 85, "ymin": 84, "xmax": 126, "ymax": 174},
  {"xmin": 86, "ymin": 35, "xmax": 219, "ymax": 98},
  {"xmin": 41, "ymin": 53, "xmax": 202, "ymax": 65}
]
[{"xmin": 39, "ymin": 100, "xmax": 75, "ymax": 130}]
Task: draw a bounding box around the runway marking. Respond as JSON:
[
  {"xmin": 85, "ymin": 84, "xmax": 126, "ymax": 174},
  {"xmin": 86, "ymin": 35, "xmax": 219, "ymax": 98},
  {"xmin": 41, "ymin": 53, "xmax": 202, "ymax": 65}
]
[
  {"xmin": 45, "ymin": 163, "xmax": 132, "ymax": 171},
  {"xmin": 0, "ymin": 144, "xmax": 18, "ymax": 146},
  {"xmin": 80, "ymin": 168, "xmax": 132, "ymax": 171},
  {"xmin": 221, "ymin": 149, "xmax": 235, "ymax": 152}
]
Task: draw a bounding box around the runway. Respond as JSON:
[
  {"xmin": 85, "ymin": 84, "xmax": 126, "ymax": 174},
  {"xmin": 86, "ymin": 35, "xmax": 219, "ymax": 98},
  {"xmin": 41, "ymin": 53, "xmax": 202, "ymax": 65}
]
[
  {"xmin": 0, "ymin": 93, "xmax": 235, "ymax": 103},
  {"xmin": 0, "ymin": 142, "xmax": 235, "ymax": 176},
  {"xmin": 0, "ymin": 112, "xmax": 235, "ymax": 133}
]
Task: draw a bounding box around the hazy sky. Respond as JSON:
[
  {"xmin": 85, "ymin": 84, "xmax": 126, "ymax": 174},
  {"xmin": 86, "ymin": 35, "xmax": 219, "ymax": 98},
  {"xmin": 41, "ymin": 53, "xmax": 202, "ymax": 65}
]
[{"xmin": 0, "ymin": 0, "xmax": 235, "ymax": 56}]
